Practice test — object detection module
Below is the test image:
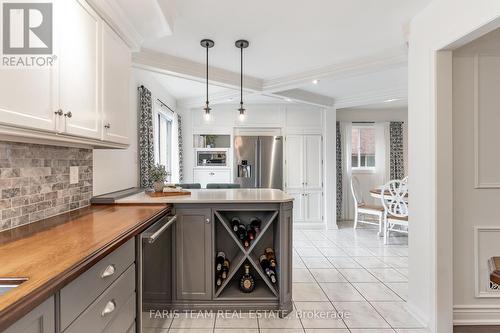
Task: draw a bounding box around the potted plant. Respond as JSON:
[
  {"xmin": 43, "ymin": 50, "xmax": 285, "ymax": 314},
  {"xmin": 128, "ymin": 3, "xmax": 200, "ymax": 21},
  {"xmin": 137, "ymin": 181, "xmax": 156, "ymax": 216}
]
[{"xmin": 150, "ymin": 164, "xmax": 168, "ymax": 192}]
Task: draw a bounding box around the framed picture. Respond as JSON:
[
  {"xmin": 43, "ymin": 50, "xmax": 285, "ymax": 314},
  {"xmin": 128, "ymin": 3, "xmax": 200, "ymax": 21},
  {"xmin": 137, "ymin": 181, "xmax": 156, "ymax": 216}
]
[{"xmin": 474, "ymin": 227, "xmax": 500, "ymax": 297}]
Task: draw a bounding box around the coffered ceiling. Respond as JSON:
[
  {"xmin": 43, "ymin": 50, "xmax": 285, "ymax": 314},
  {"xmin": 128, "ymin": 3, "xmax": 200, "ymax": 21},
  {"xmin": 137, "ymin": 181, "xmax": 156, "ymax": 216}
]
[{"xmin": 105, "ymin": 0, "xmax": 432, "ymax": 108}]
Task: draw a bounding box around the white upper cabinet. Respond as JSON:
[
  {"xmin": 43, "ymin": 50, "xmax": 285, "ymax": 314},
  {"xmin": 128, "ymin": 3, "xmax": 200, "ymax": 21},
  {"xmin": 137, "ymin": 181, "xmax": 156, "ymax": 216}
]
[
  {"xmin": 304, "ymin": 135, "xmax": 323, "ymax": 190},
  {"xmin": 101, "ymin": 23, "xmax": 131, "ymax": 144},
  {"xmin": 59, "ymin": 0, "xmax": 101, "ymax": 139},
  {"xmin": 0, "ymin": 0, "xmax": 131, "ymax": 147},
  {"xmin": 0, "ymin": 67, "xmax": 58, "ymax": 132},
  {"xmin": 285, "ymin": 135, "xmax": 304, "ymax": 189}
]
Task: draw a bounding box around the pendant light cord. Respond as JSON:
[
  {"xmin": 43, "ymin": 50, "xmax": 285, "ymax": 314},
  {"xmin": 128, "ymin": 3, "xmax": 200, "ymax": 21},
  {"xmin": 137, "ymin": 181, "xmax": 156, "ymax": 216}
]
[
  {"xmin": 206, "ymin": 43, "xmax": 209, "ymax": 107},
  {"xmin": 240, "ymin": 44, "xmax": 243, "ymax": 108}
]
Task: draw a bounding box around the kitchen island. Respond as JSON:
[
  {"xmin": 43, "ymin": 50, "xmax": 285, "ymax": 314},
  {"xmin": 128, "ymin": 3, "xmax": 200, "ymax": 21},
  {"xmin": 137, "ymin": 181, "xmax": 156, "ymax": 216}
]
[{"xmin": 116, "ymin": 188, "xmax": 294, "ymax": 321}]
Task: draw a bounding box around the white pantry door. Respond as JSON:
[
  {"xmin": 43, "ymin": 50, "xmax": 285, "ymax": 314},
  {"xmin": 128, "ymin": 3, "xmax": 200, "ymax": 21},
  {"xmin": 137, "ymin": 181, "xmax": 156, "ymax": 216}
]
[
  {"xmin": 304, "ymin": 135, "xmax": 323, "ymax": 190},
  {"xmin": 58, "ymin": 0, "xmax": 101, "ymax": 139},
  {"xmin": 285, "ymin": 135, "xmax": 304, "ymax": 189}
]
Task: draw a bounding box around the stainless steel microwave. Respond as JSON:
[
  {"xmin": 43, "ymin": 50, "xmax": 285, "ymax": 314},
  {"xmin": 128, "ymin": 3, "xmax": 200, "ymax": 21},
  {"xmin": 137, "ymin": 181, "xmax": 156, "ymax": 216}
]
[{"xmin": 196, "ymin": 150, "xmax": 228, "ymax": 167}]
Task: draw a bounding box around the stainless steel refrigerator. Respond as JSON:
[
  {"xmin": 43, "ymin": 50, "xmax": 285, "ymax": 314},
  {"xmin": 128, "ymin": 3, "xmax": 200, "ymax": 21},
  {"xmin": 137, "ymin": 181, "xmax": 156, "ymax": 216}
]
[{"xmin": 233, "ymin": 136, "xmax": 283, "ymax": 189}]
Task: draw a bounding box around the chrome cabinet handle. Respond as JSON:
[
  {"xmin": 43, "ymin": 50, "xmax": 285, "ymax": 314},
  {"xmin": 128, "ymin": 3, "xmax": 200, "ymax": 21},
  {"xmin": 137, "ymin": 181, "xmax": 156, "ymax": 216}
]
[
  {"xmin": 64, "ymin": 111, "xmax": 72, "ymax": 118},
  {"xmin": 147, "ymin": 215, "xmax": 177, "ymax": 244},
  {"xmin": 205, "ymin": 218, "xmax": 210, "ymax": 224},
  {"xmin": 100, "ymin": 265, "xmax": 115, "ymax": 278},
  {"xmin": 209, "ymin": 172, "xmax": 215, "ymax": 175},
  {"xmin": 54, "ymin": 109, "xmax": 63, "ymax": 116},
  {"xmin": 101, "ymin": 300, "xmax": 116, "ymax": 317},
  {"xmin": 104, "ymin": 123, "xmax": 111, "ymax": 129}
]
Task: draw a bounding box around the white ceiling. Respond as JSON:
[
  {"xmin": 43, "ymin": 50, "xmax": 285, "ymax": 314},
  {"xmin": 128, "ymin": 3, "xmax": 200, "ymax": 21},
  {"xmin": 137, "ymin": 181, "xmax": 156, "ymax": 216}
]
[
  {"xmin": 116, "ymin": 0, "xmax": 430, "ymax": 108},
  {"xmin": 141, "ymin": 0, "xmax": 429, "ymax": 80}
]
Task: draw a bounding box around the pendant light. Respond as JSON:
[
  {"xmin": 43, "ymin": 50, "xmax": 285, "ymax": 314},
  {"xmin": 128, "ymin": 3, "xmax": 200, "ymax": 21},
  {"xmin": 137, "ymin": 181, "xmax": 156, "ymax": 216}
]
[
  {"xmin": 236, "ymin": 39, "xmax": 249, "ymax": 121},
  {"xmin": 201, "ymin": 39, "xmax": 214, "ymax": 120}
]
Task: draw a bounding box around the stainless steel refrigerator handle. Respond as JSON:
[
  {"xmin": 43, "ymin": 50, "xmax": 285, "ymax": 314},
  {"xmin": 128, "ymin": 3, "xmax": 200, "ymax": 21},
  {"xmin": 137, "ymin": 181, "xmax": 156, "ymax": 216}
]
[
  {"xmin": 258, "ymin": 137, "xmax": 262, "ymax": 188},
  {"xmin": 146, "ymin": 215, "xmax": 177, "ymax": 244},
  {"xmin": 255, "ymin": 139, "xmax": 259, "ymax": 188}
]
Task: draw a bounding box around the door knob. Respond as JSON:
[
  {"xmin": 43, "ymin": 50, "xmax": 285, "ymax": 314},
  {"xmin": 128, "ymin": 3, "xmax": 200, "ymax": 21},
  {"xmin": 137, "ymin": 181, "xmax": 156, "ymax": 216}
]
[
  {"xmin": 104, "ymin": 123, "xmax": 111, "ymax": 129},
  {"xmin": 54, "ymin": 109, "xmax": 63, "ymax": 116},
  {"xmin": 64, "ymin": 111, "xmax": 72, "ymax": 118},
  {"xmin": 205, "ymin": 218, "xmax": 210, "ymax": 224}
]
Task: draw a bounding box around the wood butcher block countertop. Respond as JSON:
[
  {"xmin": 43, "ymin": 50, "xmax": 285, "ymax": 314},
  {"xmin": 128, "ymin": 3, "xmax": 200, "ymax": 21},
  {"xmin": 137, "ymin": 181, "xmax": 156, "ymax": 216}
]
[{"xmin": 0, "ymin": 204, "xmax": 169, "ymax": 332}]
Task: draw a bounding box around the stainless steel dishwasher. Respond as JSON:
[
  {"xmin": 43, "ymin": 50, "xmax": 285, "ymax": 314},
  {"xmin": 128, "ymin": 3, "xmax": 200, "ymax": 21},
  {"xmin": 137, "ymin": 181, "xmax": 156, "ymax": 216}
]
[{"xmin": 137, "ymin": 213, "xmax": 177, "ymax": 332}]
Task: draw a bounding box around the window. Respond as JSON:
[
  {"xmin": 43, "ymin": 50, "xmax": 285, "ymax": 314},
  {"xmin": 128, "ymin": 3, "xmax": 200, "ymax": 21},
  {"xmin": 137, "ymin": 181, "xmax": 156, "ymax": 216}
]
[
  {"xmin": 351, "ymin": 124, "xmax": 376, "ymax": 170},
  {"xmin": 153, "ymin": 103, "xmax": 173, "ymax": 182}
]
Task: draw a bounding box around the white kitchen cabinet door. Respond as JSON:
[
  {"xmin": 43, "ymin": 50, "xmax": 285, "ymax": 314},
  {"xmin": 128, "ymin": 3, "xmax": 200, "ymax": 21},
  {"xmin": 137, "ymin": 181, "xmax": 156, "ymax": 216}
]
[
  {"xmin": 58, "ymin": 0, "xmax": 101, "ymax": 139},
  {"xmin": 304, "ymin": 135, "xmax": 322, "ymax": 190},
  {"xmin": 305, "ymin": 191, "xmax": 323, "ymax": 222},
  {"xmin": 193, "ymin": 169, "xmax": 231, "ymax": 188},
  {"xmin": 101, "ymin": 24, "xmax": 131, "ymax": 144},
  {"xmin": 0, "ymin": 67, "xmax": 58, "ymax": 132},
  {"xmin": 285, "ymin": 135, "xmax": 304, "ymax": 189}
]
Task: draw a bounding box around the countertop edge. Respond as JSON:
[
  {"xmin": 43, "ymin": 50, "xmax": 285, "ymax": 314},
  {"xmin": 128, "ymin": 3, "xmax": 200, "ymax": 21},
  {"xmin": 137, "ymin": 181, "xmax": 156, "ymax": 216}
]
[{"xmin": 0, "ymin": 205, "xmax": 170, "ymax": 332}]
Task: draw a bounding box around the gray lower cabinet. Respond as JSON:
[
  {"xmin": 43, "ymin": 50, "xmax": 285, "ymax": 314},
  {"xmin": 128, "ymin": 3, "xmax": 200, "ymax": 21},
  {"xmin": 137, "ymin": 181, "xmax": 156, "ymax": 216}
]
[
  {"xmin": 3, "ymin": 297, "xmax": 55, "ymax": 333},
  {"xmin": 175, "ymin": 208, "xmax": 212, "ymax": 300}
]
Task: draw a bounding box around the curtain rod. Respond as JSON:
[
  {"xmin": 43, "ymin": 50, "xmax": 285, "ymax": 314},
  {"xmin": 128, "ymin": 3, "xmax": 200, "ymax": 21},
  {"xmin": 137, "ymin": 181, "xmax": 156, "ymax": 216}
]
[{"xmin": 138, "ymin": 85, "xmax": 175, "ymax": 114}]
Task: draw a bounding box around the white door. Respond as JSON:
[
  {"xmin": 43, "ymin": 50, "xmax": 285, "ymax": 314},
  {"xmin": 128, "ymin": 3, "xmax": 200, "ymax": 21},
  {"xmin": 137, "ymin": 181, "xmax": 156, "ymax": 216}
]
[
  {"xmin": 304, "ymin": 135, "xmax": 323, "ymax": 190},
  {"xmin": 58, "ymin": 0, "xmax": 101, "ymax": 139},
  {"xmin": 287, "ymin": 191, "xmax": 305, "ymax": 222},
  {"xmin": 0, "ymin": 68, "xmax": 58, "ymax": 131},
  {"xmin": 101, "ymin": 24, "xmax": 131, "ymax": 144},
  {"xmin": 305, "ymin": 191, "xmax": 323, "ymax": 222},
  {"xmin": 285, "ymin": 135, "xmax": 304, "ymax": 189}
]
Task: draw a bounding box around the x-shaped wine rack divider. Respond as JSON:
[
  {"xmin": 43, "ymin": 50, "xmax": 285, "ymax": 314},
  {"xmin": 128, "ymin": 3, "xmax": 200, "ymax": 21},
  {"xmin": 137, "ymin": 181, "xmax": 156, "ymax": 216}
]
[{"xmin": 214, "ymin": 210, "xmax": 279, "ymax": 298}]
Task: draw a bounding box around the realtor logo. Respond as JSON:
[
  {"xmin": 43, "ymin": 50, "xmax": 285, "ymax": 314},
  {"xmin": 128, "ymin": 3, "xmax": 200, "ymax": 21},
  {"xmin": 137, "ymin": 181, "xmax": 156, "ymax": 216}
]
[{"xmin": 2, "ymin": 2, "xmax": 52, "ymax": 54}]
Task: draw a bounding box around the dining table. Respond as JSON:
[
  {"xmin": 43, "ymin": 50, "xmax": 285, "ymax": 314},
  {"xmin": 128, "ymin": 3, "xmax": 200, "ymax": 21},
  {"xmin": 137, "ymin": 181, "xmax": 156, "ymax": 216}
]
[{"xmin": 369, "ymin": 188, "xmax": 409, "ymax": 201}]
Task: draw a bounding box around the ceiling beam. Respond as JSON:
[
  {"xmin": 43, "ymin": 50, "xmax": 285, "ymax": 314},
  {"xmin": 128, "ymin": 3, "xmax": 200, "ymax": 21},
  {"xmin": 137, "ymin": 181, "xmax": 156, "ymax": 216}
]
[
  {"xmin": 270, "ymin": 89, "xmax": 335, "ymax": 107},
  {"xmin": 133, "ymin": 49, "xmax": 264, "ymax": 92},
  {"xmin": 333, "ymin": 87, "xmax": 407, "ymax": 109},
  {"xmin": 262, "ymin": 49, "xmax": 408, "ymax": 93}
]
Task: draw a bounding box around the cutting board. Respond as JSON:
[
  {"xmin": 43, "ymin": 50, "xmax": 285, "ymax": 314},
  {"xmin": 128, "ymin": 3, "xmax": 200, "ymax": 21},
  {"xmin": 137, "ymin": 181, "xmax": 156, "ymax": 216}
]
[{"xmin": 145, "ymin": 190, "xmax": 191, "ymax": 197}]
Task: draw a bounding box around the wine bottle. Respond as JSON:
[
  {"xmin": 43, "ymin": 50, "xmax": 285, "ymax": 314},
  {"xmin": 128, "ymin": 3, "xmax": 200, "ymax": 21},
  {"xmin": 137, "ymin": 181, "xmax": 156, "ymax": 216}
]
[
  {"xmin": 222, "ymin": 259, "xmax": 230, "ymax": 279},
  {"xmin": 250, "ymin": 217, "xmax": 262, "ymax": 233},
  {"xmin": 243, "ymin": 235, "xmax": 250, "ymax": 248},
  {"xmin": 216, "ymin": 252, "xmax": 226, "ymax": 272},
  {"xmin": 231, "ymin": 217, "xmax": 241, "ymax": 232},
  {"xmin": 265, "ymin": 248, "xmax": 277, "ymax": 267},
  {"xmin": 237, "ymin": 224, "xmax": 247, "ymax": 241},
  {"xmin": 246, "ymin": 224, "xmax": 256, "ymax": 240},
  {"xmin": 239, "ymin": 264, "xmax": 255, "ymax": 293},
  {"xmin": 216, "ymin": 274, "xmax": 223, "ymax": 287},
  {"xmin": 260, "ymin": 254, "xmax": 277, "ymax": 283}
]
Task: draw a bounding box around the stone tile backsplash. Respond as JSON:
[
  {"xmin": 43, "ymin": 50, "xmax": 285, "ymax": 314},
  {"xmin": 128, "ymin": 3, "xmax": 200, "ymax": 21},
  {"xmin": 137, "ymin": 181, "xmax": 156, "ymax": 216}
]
[{"xmin": 0, "ymin": 142, "xmax": 92, "ymax": 231}]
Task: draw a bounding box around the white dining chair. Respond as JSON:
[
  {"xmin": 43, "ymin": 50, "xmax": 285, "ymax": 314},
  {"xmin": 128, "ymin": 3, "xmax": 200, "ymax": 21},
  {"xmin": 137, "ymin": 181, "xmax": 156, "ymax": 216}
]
[
  {"xmin": 380, "ymin": 179, "xmax": 409, "ymax": 244},
  {"xmin": 350, "ymin": 176, "xmax": 385, "ymax": 236}
]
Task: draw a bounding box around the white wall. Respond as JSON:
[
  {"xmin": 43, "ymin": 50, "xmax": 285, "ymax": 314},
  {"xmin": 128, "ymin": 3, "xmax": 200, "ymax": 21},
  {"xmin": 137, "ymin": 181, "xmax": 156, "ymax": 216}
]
[
  {"xmin": 92, "ymin": 68, "xmax": 177, "ymax": 196},
  {"xmin": 409, "ymin": 1, "xmax": 500, "ymax": 331}
]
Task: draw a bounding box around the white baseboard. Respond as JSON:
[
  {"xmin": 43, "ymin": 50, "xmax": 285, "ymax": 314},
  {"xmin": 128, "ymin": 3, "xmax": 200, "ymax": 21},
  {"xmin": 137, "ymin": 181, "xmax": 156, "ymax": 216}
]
[
  {"xmin": 293, "ymin": 222, "xmax": 326, "ymax": 229},
  {"xmin": 454, "ymin": 305, "xmax": 500, "ymax": 325}
]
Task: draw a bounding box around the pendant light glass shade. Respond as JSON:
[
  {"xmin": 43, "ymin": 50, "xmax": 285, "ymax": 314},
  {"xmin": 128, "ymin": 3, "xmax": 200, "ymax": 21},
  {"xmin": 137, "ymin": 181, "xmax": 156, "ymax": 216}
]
[
  {"xmin": 236, "ymin": 40, "xmax": 249, "ymax": 121},
  {"xmin": 201, "ymin": 39, "xmax": 214, "ymax": 120}
]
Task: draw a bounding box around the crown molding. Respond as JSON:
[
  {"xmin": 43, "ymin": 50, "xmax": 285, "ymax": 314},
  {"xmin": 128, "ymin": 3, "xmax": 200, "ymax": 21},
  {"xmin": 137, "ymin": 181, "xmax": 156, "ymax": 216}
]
[
  {"xmin": 87, "ymin": 0, "xmax": 143, "ymax": 51},
  {"xmin": 262, "ymin": 50, "xmax": 408, "ymax": 92},
  {"xmin": 133, "ymin": 49, "xmax": 264, "ymax": 92},
  {"xmin": 333, "ymin": 87, "xmax": 407, "ymax": 109}
]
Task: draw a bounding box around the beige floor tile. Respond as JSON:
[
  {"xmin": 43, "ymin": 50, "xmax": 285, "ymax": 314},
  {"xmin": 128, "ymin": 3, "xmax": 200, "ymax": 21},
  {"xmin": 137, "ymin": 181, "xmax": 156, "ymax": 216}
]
[
  {"xmin": 318, "ymin": 247, "xmax": 349, "ymax": 257},
  {"xmin": 260, "ymin": 329, "xmax": 304, "ymax": 333},
  {"xmin": 302, "ymin": 257, "xmax": 335, "ymax": 269},
  {"xmin": 296, "ymin": 247, "xmax": 326, "ymax": 257},
  {"xmin": 142, "ymin": 311, "xmax": 173, "ymax": 328},
  {"xmin": 337, "ymin": 269, "xmax": 378, "ymax": 282},
  {"xmin": 214, "ymin": 330, "xmax": 258, "ymax": 333},
  {"xmin": 214, "ymin": 312, "xmax": 258, "ymax": 328},
  {"xmin": 295, "ymin": 301, "xmax": 347, "ymax": 329},
  {"xmin": 142, "ymin": 328, "xmax": 169, "ymax": 333},
  {"xmin": 349, "ymin": 330, "xmax": 396, "ymax": 333},
  {"xmin": 386, "ymin": 282, "xmax": 409, "ymax": 300},
  {"xmin": 332, "ymin": 301, "xmax": 390, "ymax": 329},
  {"xmin": 320, "ymin": 282, "xmax": 365, "ymax": 302},
  {"xmin": 353, "ymin": 257, "xmax": 391, "ymax": 268},
  {"xmin": 367, "ymin": 268, "xmax": 408, "ymax": 282},
  {"xmin": 327, "ymin": 257, "xmax": 362, "ymax": 269},
  {"xmin": 352, "ymin": 282, "xmax": 401, "ymax": 301},
  {"xmin": 371, "ymin": 302, "xmax": 424, "ymax": 328},
  {"xmin": 310, "ymin": 269, "xmax": 347, "ymax": 283},
  {"xmin": 294, "ymin": 268, "xmax": 316, "ymax": 282},
  {"xmin": 293, "ymin": 282, "xmax": 329, "ymax": 301},
  {"xmin": 304, "ymin": 329, "xmax": 350, "ymax": 333},
  {"xmin": 170, "ymin": 312, "xmax": 216, "ymax": 329},
  {"xmin": 258, "ymin": 310, "xmax": 303, "ymax": 329}
]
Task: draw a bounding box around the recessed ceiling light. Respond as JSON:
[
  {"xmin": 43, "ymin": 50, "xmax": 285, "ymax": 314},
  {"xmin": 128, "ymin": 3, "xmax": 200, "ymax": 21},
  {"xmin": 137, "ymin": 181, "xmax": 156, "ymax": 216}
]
[
  {"xmin": 312, "ymin": 79, "xmax": 319, "ymax": 85},
  {"xmin": 384, "ymin": 98, "xmax": 399, "ymax": 103},
  {"xmin": 285, "ymin": 98, "xmax": 292, "ymax": 102},
  {"xmin": 227, "ymin": 97, "xmax": 234, "ymax": 102}
]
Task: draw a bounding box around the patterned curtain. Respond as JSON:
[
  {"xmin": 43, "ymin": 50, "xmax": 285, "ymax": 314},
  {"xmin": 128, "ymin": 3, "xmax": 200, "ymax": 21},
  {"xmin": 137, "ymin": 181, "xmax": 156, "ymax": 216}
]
[
  {"xmin": 138, "ymin": 86, "xmax": 154, "ymax": 188},
  {"xmin": 389, "ymin": 122, "xmax": 405, "ymax": 180},
  {"xmin": 177, "ymin": 114, "xmax": 184, "ymax": 182},
  {"xmin": 336, "ymin": 121, "xmax": 342, "ymax": 221}
]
